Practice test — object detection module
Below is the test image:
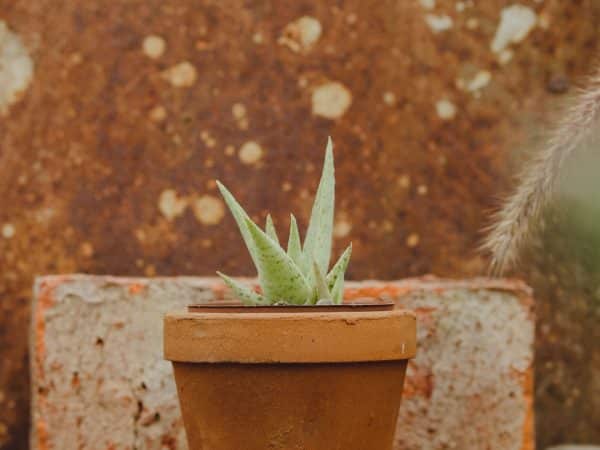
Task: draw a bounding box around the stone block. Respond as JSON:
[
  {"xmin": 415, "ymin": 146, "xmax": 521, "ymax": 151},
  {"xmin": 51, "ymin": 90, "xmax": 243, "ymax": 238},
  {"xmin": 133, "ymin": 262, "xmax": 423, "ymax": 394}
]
[{"xmin": 31, "ymin": 275, "xmax": 534, "ymax": 450}]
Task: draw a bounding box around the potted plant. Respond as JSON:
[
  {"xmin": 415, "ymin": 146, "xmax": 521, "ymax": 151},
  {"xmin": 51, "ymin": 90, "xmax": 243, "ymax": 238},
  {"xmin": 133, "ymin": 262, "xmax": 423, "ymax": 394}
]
[{"xmin": 164, "ymin": 138, "xmax": 416, "ymax": 450}]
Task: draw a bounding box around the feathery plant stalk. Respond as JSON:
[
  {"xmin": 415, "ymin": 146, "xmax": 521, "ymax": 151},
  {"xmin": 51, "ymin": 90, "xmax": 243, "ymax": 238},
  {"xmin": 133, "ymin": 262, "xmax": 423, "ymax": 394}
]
[
  {"xmin": 483, "ymin": 66, "xmax": 600, "ymax": 274},
  {"xmin": 216, "ymin": 137, "xmax": 352, "ymax": 306}
]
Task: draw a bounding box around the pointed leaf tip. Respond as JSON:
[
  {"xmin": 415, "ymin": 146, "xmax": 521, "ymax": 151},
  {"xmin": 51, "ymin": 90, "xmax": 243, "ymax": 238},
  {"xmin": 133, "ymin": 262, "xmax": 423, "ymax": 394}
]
[
  {"xmin": 313, "ymin": 259, "xmax": 331, "ymax": 302},
  {"xmin": 326, "ymin": 243, "xmax": 352, "ymax": 290},
  {"xmin": 287, "ymin": 214, "xmax": 303, "ymax": 268},
  {"xmin": 216, "ymin": 181, "xmax": 260, "ymax": 267},
  {"xmin": 303, "ymin": 139, "xmax": 335, "ymax": 276},
  {"xmin": 217, "ymin": 272, "xmax": 267, "ymax": 306},
  {"xmin": 265, "ymin": 214, "xmax": 279, "ymax": 245},
  {"xmin": 331, "ymin": 272, "xmax": 345, "ymax": 305}
]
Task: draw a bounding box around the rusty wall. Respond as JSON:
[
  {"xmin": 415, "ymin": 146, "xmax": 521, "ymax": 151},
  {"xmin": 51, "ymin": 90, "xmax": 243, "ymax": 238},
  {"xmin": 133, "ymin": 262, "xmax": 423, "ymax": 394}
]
[{"xmin": 0, "ymin": 1, "xmax": 599, "ymax": 449}]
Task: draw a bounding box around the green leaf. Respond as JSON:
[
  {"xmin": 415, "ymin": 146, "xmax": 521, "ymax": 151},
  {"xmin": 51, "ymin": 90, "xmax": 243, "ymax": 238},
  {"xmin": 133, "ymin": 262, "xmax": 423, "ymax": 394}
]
[
  {"xmin": 245, "ymin": 217, "xmax": 311, "ymax": 305},
  {"xmin": 303, "ymin": 137, "xmax": 335, "ymax": 276},
  {"xmin": 330, "ymin": 273, "xmax": 345, "ymax": 305},
  {"xmin": 287, "ymin": 214, "xmax": 303, "ymax": 268},
  {"xmin": 217, "ymin": 272, "xmax": 268, "ymax": 306},
  {"xmin": 216, "ymin": 181, "xmax": 259, "ymax": 267},
  {"xmin": 326, "ymin": 243, "xmax": 352, "ymax": 290},
  {"xmin": 265, "ymin": 214, "xmax": 279, "ymax": 245},
  {"xmin": 312, "ymin": 259, "xmax": 331, "ymax": 303}
]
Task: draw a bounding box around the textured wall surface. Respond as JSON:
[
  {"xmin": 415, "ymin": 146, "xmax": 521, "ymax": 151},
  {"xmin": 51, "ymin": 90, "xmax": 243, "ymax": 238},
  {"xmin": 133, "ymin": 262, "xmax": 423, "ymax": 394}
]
[
  {"xmin": 31, "ymin": 275, "xmax": 534, "ymax": 450},
  {"xmin": 1, "ymin": 1, "xmax": 599, "ymax": 449}
]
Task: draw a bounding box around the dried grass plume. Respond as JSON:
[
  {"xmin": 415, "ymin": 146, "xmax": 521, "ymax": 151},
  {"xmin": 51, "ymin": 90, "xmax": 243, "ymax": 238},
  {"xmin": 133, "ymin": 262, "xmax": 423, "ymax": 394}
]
[{"xmin": 483, "ymin": 66, "xmax": 600, "ymax": 274}]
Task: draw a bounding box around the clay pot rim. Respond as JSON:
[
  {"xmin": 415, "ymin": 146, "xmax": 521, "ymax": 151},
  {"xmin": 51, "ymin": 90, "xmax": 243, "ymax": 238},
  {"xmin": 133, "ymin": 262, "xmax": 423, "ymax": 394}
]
[
  {"xmin": 187, "ymin": 298, "xmax": 393, "ymax": 313},
  {"xmin": 164, "ymin": 307, "xmax": 416, "ymax": 363}
]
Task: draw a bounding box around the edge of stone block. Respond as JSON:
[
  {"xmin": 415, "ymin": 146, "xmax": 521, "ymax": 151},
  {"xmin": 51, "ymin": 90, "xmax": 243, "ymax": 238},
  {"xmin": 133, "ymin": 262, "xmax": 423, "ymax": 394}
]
[{"xmin": 30, "ymin": 274, "xmax": 534, "ymax": 450}]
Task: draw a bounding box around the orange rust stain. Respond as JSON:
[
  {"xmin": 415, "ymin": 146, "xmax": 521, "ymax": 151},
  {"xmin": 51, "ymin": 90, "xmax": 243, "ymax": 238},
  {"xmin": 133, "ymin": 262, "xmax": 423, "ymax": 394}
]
[
  {"xmin": 212, "ymin": 279, "xmax": 261, "ymax": 300},
  {"xmin": 404, "ymin": 306, "xmax": 436, "ymax": 315},
  {"xmin": 344, "ymin": 285, "xmax": 412, "ymax": 299},
  {"xmin": 520, "ymin": 367, "xmax": 535, "ymax": 450},
  {"xmin": 128, "ymin": 283, "xmax": 145, "ymax": 295},
  {"xmin": 32, "ymin": 276, "xmax": 74, "ymax": 450},
  {"xmin": 211, "ymin": 282, "xmax": 228, "ymax": 300},
  {"xmin": 36, "ymin": 419, "xmax": 49, "ymax": 450},
  {"xmin": 34, "ymin": 278, "xmax": 63, "ymax": 385},
  {"xmin": 71, "ymin": 372, "xmax": 80, "ymax": 388},
  {"xmin": 161, "ymin": 435, "xmax": 177, "ymax": 450},
  {"xmin": 402, "ymin": 369, "xmax": 433, "ymax": 398}
]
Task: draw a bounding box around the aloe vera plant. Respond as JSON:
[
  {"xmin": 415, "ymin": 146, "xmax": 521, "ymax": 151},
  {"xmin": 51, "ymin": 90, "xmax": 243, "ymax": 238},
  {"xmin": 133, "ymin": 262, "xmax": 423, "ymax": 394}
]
[{"xmin": 216, "ymin": 137, "xmax": 352, "ymax": 306}]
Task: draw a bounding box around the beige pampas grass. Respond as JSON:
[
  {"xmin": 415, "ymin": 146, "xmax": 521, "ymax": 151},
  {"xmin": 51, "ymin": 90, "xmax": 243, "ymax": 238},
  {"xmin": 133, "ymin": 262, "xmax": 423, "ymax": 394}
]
[{"xmin": 483, "ymin": 66, "xmax": 600, "ymax": 274}]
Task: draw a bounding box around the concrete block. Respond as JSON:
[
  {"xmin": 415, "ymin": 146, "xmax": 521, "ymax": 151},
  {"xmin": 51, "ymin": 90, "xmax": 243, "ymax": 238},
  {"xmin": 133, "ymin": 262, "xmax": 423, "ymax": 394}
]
[{"xmin": 31, "ymin": 275, "xmax": 534, "ymax": 450}]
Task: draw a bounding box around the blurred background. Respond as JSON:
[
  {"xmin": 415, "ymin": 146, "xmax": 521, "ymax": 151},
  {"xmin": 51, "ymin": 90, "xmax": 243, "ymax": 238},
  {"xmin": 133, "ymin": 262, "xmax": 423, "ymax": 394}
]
[{"xmin": 0, "ymin": 1, "xmax": 599, "ymax": 449}]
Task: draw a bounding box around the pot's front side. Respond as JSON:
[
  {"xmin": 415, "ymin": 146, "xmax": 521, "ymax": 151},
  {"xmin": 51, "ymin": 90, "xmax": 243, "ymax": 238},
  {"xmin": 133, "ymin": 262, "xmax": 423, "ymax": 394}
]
[{"xmin": 164, "ymin": 308, "xmax": 416, "ymax": 450}]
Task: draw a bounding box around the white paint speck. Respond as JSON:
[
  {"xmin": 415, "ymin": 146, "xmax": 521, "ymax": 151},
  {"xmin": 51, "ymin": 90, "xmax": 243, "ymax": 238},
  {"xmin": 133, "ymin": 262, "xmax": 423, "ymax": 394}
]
[
  {"xmin": 383, "ymin": 91, "xmax": 396, "ymax": 106},
  {"xmin": 436, "ymin": 99, "xmax": 457, "ymax": 120},
  {"xmin": 279, "ymin": 16, "xmax": 322, "ymax": 53},
  {"xmin": 398, "ymin": 174, "xmax": 411, "ymax": 188},
  {"xmin": 2, "ymin": 223, "xmax": 15, "ymax": 239},
  {"xmin": 162, "ymin": 61, "xmax": 197, "ymax": 87},
  {"xmin": 466, "ymin": 18, "xmax": 479, "ymax": 29},
  {"xmin": 80, "ymin": 242, "xmax": 94, "ymax": 257},
  {"xmin": 311, "ymin": 82, "xmax": 352, "ymax": 119},
  {"xmin": 459, "ymin": 70, "xmax": 491, "ymax": 93},
  {"xmin": 334, "ymin": 218, "xmax": 352, "ymax": 238},
  {"xmin": 406, "ymin": 233, "xmax": 420, "ymax": 248},
  {"xmin": 149, "ymin": 105, "xmax": 167, "ymax": 122},
  {"xmin": 158, "ymin": 189, "xmax": 188, "ymax": 221},
  {"xmin": 346, "ymin": 13, "xmax": 358, "ymax": 24},
  {"xmin": 232, "ymin": 103, "xmax": 247, "ymax": 120},
  {"xmin": 192, "ymin": 195, "xmax": 225, "ymax": 225},
  {"xmin": 491, "ymin": 5, "xmax": 537, "ymax": 54},
  {"xmin": 0, "ymin": 21, "xmax": 34, "ymax": 115},
  {"xmin": 34, "ymin": 207, "xmax": 57, "ymax": 224},
  {"xmin": 538, "ymin": 12, "xmax": 550, "ymax": 30},
  {"xmin": 239, "ymin": 141, "xmax": 264, "ymax": 165},
  {"xmin": 200, "ymin": 130, "xmax": 216, "ymax": 148},
  {"xmin": 469, "ymin": 71, "xmax": 491, "ymax": 91},
  {"xmin": 142, "ymin": 35, "xmax": 166, "ymax": 59},
  {"xmin": 252, "ymin": 32, "xmax": 264, "ymax": 44},
  {"xmin": 419, "ymin": 0, "xmax": 436, "ymax": 10},
  {"xmin": 232, "ymin": 103, "xmax": 248, "ymax": 129},
  {"xmin": 425, "ymin": 14, "xmax": 454, "ymax": 33},
  {"xmin": 498, "ymin": 49, "xmax": 514, "ymax": 65}
]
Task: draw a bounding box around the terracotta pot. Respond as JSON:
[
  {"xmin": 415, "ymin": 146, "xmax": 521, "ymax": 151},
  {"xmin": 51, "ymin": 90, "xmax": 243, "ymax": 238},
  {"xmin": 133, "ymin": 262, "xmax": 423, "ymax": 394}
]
[{"xmin": 164, "ymin": 302, "xmax": 416, "ymax": 450}]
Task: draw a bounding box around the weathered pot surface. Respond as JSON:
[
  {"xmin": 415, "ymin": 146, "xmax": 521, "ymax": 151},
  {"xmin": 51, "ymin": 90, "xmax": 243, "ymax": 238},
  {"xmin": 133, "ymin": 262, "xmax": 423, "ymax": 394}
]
[{"xmin": 164, "ymin": 300, "xmax": 416, "ymax": 450}]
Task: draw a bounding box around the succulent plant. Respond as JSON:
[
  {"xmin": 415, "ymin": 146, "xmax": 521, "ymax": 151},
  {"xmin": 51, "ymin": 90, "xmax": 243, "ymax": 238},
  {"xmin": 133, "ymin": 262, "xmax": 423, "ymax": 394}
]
[{"xmin": 216, "ymin": 137, "xmax": 352, "ymax": 306}]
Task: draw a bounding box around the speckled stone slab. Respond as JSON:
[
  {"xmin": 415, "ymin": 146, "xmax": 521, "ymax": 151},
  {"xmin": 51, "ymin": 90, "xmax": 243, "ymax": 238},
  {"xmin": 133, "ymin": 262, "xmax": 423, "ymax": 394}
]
[{"xmin": 31, "ymin": 275, "xmax": 534, "ymax": 450}]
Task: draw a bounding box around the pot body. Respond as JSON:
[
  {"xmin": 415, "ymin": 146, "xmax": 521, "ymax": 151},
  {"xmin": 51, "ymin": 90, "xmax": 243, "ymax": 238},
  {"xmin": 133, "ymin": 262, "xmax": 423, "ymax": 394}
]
[
  {"xmin": 164, "ymin": 307, "xmax": 416, "ymax": 450},
  {"xmin": 173, "ymin": 360, "xmax": 407, "ymax": 450}
]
